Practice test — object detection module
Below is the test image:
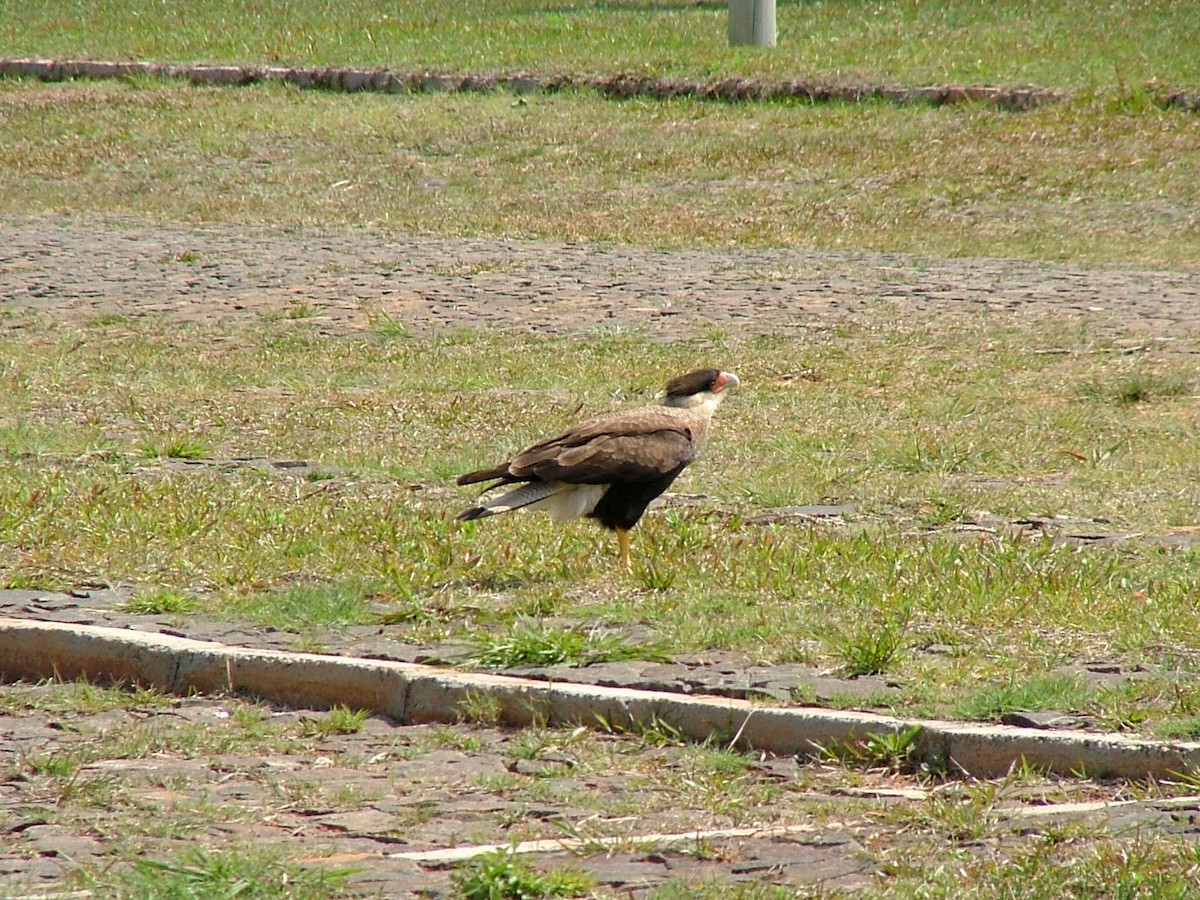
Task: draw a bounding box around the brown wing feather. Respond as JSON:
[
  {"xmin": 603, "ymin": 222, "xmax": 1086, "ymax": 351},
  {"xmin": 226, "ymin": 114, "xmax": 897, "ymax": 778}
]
[
  {"xmin": 525, "ymin": 409, "xmax": 695, "ymax": 452},
  {"xmin": 458, "ymin": 408, "xmax": 699, "ymax": 488},
  {"xmin": 510, "ymin": 410, "xmax": 696, "ymax": 485},
  {"xmin": 554, "ymin": 430, "xmax": 695, "ymax": 483}
]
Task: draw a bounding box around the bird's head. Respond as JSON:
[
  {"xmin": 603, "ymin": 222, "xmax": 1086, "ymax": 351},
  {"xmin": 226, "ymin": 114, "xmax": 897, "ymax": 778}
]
[{"xmin": 661, "ymin": 368, "xmax": 740, "ymax": 412}]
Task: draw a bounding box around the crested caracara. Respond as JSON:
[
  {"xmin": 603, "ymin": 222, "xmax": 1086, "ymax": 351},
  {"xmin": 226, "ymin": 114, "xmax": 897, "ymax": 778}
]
[{"xmin": 455, "ymin": 368, "xmax": 739, "ymax": 569}]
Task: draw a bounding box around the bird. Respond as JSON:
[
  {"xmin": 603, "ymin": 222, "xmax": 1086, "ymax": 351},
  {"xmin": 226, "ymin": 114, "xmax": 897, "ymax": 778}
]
[{"xmin": 455, "ymin": 368, "xmax": 739, "ymax": 570}]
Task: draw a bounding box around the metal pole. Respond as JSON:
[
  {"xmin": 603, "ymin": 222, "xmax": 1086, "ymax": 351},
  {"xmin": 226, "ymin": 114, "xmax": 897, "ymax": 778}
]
[{"xmin": 729, "ymin": 0, "xmax": 776, "ymax": 47}]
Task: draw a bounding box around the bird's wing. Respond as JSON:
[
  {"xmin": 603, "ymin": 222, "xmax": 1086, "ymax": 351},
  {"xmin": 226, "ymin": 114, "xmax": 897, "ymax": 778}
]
[{"xmin": 508, "ymin": 409, "xmax": 697, "ymax": 485}]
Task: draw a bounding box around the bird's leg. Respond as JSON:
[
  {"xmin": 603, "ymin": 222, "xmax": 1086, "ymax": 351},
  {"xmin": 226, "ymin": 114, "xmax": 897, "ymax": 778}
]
[{"xmin": 616, "ymin": 528, "xmax": 631, "ymax": 572}]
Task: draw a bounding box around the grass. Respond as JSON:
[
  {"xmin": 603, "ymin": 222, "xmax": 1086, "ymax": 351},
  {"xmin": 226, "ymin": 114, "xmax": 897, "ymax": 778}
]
[
  {"xmin": 226, "ymin": 582, "xmax": 383, "ymax": 631},
  {"xmin": 0, "ymin": 2, "xmax": 1196, "ymax": 265},
  {"xmin": 0, "ymin": 677, "xmax": 172, "ymax": 716},
  {"xmin": 814, "ymin": 725, "xmax": 927, "ymax": 775},
  {"xmin": 2, "ymin": 0, "xmax": 1198, "ymax": 91},
  {"xmin": 119, "ymin": 587, "xmax": 201, "ymax": 616},
  {"xmin": 141, "ymin": 431, "xmax": 212, "ymax": 461},
  {"xmin": 301, "ymin": 704, "xmax": 372, "ymax": 738},
  {"xmin": 1076, "ymin": 369, "xmax": 1195, "ymax": 406},
  {"xmin": 0, "ymin": 79, "xmax": 1196, "ymax": 263},
  {"xmin": 468, "ymin": 618, "xmax": 668, "ymax": 668},
  {"xmin": 84, "ymin": 846, "xmax": 357, "ymax": 899},
  {"xmin": 452, "ymin": 849, "xmax": 594, "ymax": 900},
  {"xmin": 3, "ymin": 317, "xmax": 1200, "ymax": 729},
  {"xmin": 953, "ymin": 673, "xmax": 1094, "ymax": 722},
  {"xmin": 874, "ymin": 825, "xmax": 1200, "ymax": 898},
  {"xmin": 824, "ymin": 596, "xmax": 913, "ymax": 677}
]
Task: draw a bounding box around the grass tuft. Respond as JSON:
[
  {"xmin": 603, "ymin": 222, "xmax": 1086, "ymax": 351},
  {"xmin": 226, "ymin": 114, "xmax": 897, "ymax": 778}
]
[
  {"xmin": 1078, "ymin": 371, "xmax": 1194, "ymax": 405},
  {"xmin": 824, "ymin": 600, "xmax": 913, "ymax": 677},
  {"xmin": 457, "ymin": 690, "xmax": 504, "ymax": 727},
  {"xmin": 119, "ymin": 587, "xmax": 200, "ymax": 616},
  {"xmin": 141, "ymin": 433, "xmax": 212, "ymax": 461},
  {"xmin": 955, "ymin": 673, "xmax": 1092, "ymax": 723},
  {"xmin": 365, "ymin": 306, "xmax": 411, "ymax": 340},
  {"xmin": 594, "ymin": 713, "xmax": 686, "ymax": 748},
  {"xmin": 301, "ymin": 704, "xmax": 371, "ymax": 738},
  {"xmin": 468, "ymin": 618, "xmax": 667, "ymax": 669},
  {"xmin": 451, "ymin": 848, "xmax": 594, "ymax": 900},
  {"xmin": 227, "ymin": 582, "xmax": 380, "ymax": 631},
  {"xmin": 814, "ymin": 725, "xmax": 927, "ymax": 775},
  {"xmin": 85, "ymin": 846, "xmax": 356, "ymax": 899}
]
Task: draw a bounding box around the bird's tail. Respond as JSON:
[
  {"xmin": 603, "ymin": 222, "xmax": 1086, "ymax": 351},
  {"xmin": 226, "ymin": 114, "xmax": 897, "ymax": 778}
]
[
  {"xmin": 456, "ymin": 464, "xmax": 511, "ymax": 486},
  {"xmin": 455, "ymin": 481, "xmax": 558, "ymax": 521}
]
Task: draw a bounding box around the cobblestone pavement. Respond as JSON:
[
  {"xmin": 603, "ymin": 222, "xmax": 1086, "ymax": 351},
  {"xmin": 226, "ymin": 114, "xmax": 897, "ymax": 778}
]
[{"xmin": 4, "ymin": 216, "xmax": 1200, "ymax": 341}]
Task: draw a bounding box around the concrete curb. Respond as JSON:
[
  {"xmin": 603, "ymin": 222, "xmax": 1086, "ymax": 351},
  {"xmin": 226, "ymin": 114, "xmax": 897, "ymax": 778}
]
[
  {"xmin": 3, "ymin": 616, "xmax": 1199, "ymax": 780},
  {"xmin": 0, "ymin": 57, "xmax": 1076, "ymax": 110},
  {"xmin": 6, "ymin": 57, "xmax": 1195, "ymax": 112}
]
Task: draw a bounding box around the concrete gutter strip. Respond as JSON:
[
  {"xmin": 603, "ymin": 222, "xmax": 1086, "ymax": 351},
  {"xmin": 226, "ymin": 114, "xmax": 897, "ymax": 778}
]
[
  {"xmin": 0, "ymin": 57, "xmax": 1075, "ymax": 110},
  {"xmin": 6, "ymin": 56, "xmax": 1199, "ymax": 112},
  {"xmin": 388, "ymin": 824, "xmax": 824, "ymax": 864},
  {"xmin": 381, "ymin": 796, "xmax": 1200, "ymax": 864},
  {"xmin": 3, "ymin": 616, "xmax": 1199, "ymax": 780}
]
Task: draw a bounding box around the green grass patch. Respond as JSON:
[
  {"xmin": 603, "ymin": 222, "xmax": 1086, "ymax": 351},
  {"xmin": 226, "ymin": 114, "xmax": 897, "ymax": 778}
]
[
  {"xmin": 823, "ymin": 597, "xmax": 913, "ymax": 677},
  {"xmin": 141, "ymin": 432, "xmax": 212, "ymax": 461},
  {"xmin": 955, "ymin": 673, "xmax": 1093, "ymax": 722},
  {"xmin": 83, "ymin": 846, "xmax": 356, "ymax": 899},
  {"xmin": 119, "ymin": 587, "xmax": 201, "ymax": 616},
  {"xmin": 364, "ymin": 305, "xmax": 412, "ymax": 340},
  {"xmin": 301, "ymin": 704, "xmax": 372, "ymax": 738},
  {"xmin": 812, "ymin": 725, "xmax": 930, "ymax": 777},
  {"xmin": 1077, "ymin": 370, "xmax": 1195, "ymax": 406},
  {"xmin": 1, "ymin": 677, "xmax": 172, "ymax": 717},
  {"xmin": 0, "ymin": 80, "xmax": 1196, "ymax": 263},
  {"xmin": 468, "ymin": 618, "xmax": 667, "ymax": 669},
  {"xmin": 879, "ymin": 830, "xmax": 1200, "ymax": 898},
  {"xmin": 225, "ymin": 582, "xmax": 382, "ymax": 631},
  {"xmin": 452, "ymin": 848, "xmax": 594, "ymax": 900},
  {"xmin": 2, "ymin": 319, "xmax": 1200, "ymax": 729}
]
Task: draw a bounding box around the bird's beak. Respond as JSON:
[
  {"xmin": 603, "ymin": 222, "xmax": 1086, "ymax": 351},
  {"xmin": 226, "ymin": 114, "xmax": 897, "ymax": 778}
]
[{"xmin": 715, "ymin": 371, "xmax": 740, "ymax": 393}]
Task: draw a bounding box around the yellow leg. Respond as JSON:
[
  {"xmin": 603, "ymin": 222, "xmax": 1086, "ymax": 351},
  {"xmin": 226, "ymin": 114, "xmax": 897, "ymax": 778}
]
[{"xmin": 617, "ymin": 528, "xmax": 631, "ymax": 572}]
